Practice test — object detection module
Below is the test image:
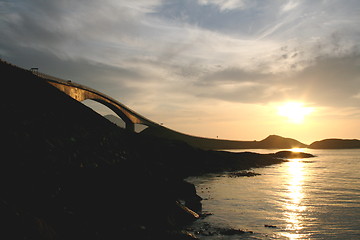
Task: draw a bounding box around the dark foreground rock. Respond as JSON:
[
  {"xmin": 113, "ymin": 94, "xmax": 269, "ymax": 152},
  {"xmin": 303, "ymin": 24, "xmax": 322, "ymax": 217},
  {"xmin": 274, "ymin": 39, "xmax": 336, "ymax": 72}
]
[
  {"xmin": 187, "ymin": 222, "xmax": 253, "ymax": 237},
  {"xmin": 228, "ymin": 171, "xmax": 261, "ymax": 178},
  {"xmin": 0, "ymin": 60, "xmax": 287, "ymax": 240}
]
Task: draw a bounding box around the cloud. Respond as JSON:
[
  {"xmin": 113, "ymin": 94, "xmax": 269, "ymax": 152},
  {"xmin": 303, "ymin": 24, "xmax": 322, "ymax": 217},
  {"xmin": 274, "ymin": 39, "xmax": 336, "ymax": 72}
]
[
  {"xmin": 1, "ymin": 0, "xmax": 161, "ymax": 62},
  {"xmin": 291, "ymin": 54, "xmax": 360, "ymax": 107},
  {"xmin": 197, "ymin": 0, "xmax": 247, "ymax": 11},
  {"xmin": 1, "ymin": 0, "xmax": 360, "ymax": 120},
  {"xmin": 188, "ymin": 54, "xmax": 360, "ymax": 109},
  {"xmin": 3, "ymin": 0, "xmax": 359, "ymax": 70},
  {"xmin": 281, "ymin": 0, "xmax": 299, "ymax": 12}
]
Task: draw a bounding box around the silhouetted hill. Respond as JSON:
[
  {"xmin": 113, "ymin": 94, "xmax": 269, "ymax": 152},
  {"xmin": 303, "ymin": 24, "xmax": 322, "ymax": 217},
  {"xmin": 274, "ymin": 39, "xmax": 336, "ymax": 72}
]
[
  {"xmin": 257, "ymin": 135, "xmax": 308, "ymax": 149},
  {"xmin": 309, "ymin": 138, "xmax": 360, "ymax": 149},
  {"xmin": 1, "ymin": 59, "xmax": 288, "ymax": 239},
  {"xmin": 141, "ymin": 126, "xmax": 308, "ymax": 150}
]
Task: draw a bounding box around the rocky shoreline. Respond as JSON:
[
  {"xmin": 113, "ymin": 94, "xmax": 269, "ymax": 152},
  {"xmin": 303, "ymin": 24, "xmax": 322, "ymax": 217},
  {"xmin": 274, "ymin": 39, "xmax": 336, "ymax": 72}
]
[{"xmin": 1, "ymin": 60, "xmax": 313, "ymax": 239}]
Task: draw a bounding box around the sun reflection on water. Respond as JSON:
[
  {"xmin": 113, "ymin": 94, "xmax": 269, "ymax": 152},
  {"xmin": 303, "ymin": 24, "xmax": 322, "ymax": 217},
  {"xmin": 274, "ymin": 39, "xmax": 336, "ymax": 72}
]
[
  {"xmin": 282, "ymin": 158, "xmax": 307, "ymax": 239},
  {"xmin": 290, "ymin": 148, "xmax": 306, "ymax": 153}
]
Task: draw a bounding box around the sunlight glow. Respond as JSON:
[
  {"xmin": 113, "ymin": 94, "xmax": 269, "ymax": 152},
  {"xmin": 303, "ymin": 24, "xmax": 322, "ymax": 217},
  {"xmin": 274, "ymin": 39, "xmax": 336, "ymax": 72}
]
[
  {"xmin": 281, "ymin": 158, "xmax": 307, "ymax": 240},
  {"xmin": 287, "ymin": 160, "xmax": 304, "ymax": 206},
  {"xmin": 290, "ymin": 148, "xmax": 306, "ymax": 153},
  {"xmin": 278, "ymin": 102, "xmax": 314, "ymax": 124}
]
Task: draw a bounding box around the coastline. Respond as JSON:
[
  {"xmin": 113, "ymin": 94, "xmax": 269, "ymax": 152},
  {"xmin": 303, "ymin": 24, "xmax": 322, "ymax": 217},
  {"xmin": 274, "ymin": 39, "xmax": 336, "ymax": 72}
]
[
  {"xmin": 185, "ymin": 149, "xmax": 360, "ymax": 239},
  {"xmin": 1, "ymin": 60, "xmax": 311, "ymax": 239}
]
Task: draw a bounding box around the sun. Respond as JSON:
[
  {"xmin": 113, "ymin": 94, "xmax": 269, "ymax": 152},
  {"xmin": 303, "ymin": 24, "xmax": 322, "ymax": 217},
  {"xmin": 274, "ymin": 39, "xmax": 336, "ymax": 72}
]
[{"xmin": 277, "ymin": 102, "xmax": 314, "ymax": 124}]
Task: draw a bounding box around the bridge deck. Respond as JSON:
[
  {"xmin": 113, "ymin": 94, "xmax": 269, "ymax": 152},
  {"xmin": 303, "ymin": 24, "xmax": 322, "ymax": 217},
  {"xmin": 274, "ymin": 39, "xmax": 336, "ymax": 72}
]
[{"xmin": 32, "ymin": 71, "xmax": 160, "ymax": 131}]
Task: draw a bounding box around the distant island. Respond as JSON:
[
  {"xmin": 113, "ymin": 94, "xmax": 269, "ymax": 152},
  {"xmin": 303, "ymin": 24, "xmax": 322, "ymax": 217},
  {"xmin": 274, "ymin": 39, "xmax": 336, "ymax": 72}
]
[
  {"xmin": 135, "ymin": 121, "xmax": 358, "ymax": 150},
  {"xmin": 102, "ymin": 114, "xmax": 360, "ymax": 150},
  {"xmin": 141, "ymin": 126, "xmax": 308, "ymax": 149},
  {"xmin": 309, "ymin": 139, "xmax": 360, "ymax": 149}
]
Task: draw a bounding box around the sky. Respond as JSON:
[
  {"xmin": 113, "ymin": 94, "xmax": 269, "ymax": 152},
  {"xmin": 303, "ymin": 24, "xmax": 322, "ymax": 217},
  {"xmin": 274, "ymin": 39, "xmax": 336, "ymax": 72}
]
[{"xmin": 1, "ymin": 0, "xmax": 360, "ymax": 143}]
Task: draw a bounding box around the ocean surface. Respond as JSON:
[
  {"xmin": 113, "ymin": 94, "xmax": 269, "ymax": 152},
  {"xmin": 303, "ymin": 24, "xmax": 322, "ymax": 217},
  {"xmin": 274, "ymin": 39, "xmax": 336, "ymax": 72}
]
[{"xmin": 186, "ymin": 149, "xmax": 360, "ymax": 239}]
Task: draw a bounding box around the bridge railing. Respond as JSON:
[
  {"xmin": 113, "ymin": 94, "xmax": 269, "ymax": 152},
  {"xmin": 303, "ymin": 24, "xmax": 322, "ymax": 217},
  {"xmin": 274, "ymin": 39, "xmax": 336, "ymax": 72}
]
[{"xmin": 29, "ymin": 68, "xmax": 160, "ymax": 128}]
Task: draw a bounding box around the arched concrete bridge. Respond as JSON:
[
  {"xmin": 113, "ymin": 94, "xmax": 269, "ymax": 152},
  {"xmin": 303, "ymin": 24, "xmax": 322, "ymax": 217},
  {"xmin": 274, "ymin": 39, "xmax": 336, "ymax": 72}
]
[{"xmin": 33, "ymin": 72, "xmax": 160, "ymax": 131}]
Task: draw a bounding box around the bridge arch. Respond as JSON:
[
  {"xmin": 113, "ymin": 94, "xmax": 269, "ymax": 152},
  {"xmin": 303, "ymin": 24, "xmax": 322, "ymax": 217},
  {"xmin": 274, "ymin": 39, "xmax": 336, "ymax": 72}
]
[
  {"xmin": 86, "ymin": 98, "xmax": 136, "ymax": 131},
  {"xmin": 33, "ymin": 72, "xmax": 160, "ymax": 131}
]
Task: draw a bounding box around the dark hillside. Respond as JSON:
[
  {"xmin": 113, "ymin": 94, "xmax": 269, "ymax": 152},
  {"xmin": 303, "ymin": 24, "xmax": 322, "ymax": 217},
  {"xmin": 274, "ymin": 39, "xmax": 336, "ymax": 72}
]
[
  {"xmin": 1, "ymin": 60, "xmax": 199, "ymax": 239},
  {"xmin": 0, "ymin": 60, "xmax": 287, "ymax": 239}
]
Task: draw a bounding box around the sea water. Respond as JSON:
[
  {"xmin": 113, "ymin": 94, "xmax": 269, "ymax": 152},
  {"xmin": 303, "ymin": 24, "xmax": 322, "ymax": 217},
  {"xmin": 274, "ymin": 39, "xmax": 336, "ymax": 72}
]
[{"xmin": 186, "ymin": 149, "xmax": 360, "ymax": 239}]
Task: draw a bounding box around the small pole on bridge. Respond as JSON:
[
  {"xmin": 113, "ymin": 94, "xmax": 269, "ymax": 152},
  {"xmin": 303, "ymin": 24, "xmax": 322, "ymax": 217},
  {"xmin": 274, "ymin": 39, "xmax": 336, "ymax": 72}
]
[{"xmin": 30, "ymin": 67, "xmax": 39, "ymax": 73}]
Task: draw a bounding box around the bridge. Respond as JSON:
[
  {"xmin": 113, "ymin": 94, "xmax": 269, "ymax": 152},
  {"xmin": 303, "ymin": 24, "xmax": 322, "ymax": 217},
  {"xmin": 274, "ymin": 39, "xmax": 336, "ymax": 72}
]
[{"xmin": 32, "ymin": 71, "xmax": 161, "ymax": 131}]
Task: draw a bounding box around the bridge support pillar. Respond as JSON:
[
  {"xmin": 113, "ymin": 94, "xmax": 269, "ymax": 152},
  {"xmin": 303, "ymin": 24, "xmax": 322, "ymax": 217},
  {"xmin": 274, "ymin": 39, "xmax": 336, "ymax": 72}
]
[{"xmin": 125, "ymin": 122, "xmax": 135, "ymax": 132}]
